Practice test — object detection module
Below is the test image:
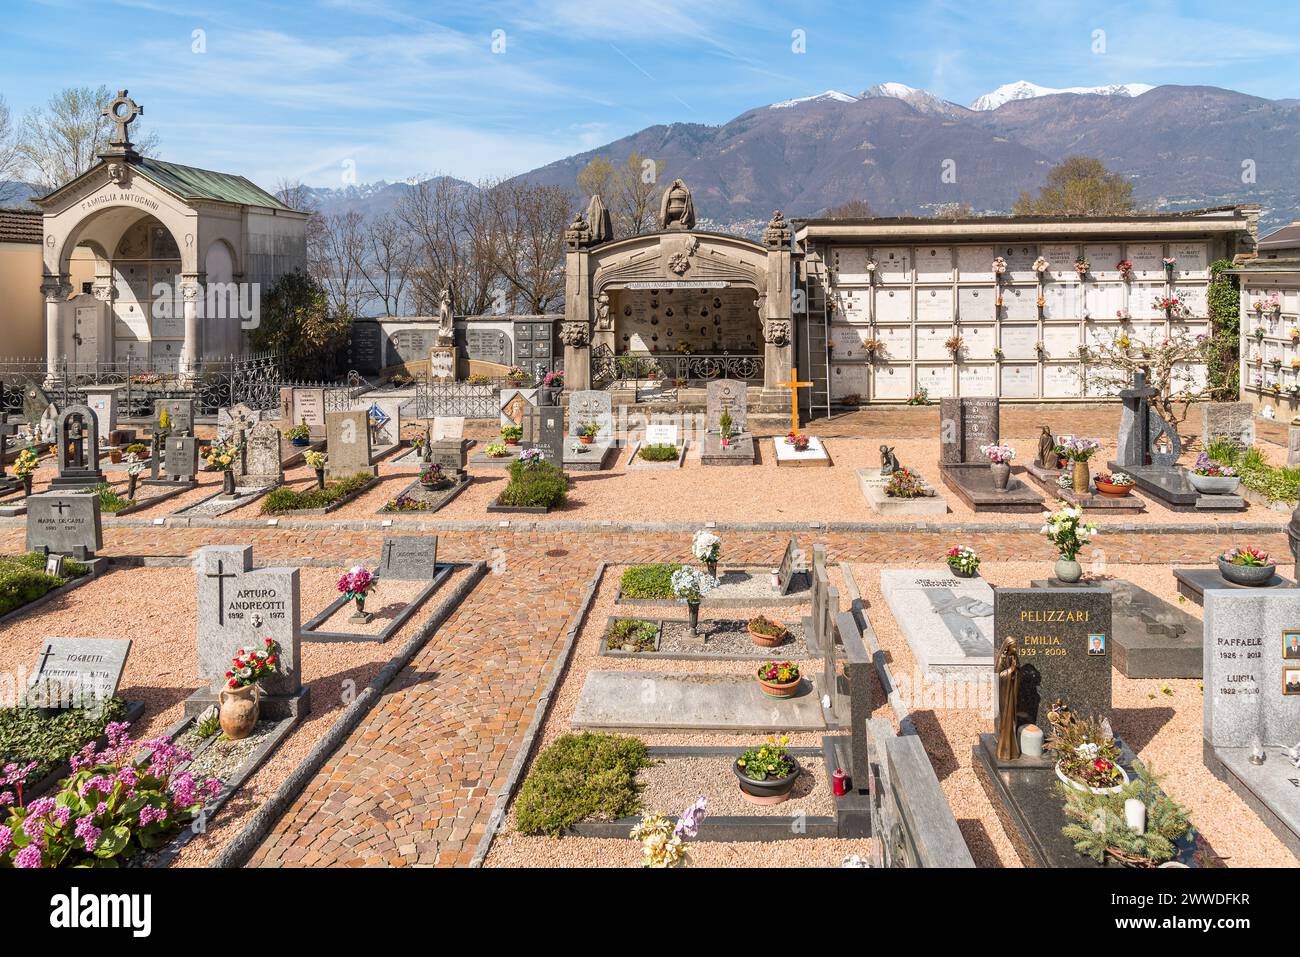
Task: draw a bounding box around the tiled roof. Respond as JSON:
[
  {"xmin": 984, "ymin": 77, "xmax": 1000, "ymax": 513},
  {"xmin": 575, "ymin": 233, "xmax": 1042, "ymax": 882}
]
[
  {"xmin": 0, "ymin": 207, "xmax": 42, "ymax": 244},
  {"xmin": 1258, "ymin": 222, "xmax": 1300, "ymax": 250}
]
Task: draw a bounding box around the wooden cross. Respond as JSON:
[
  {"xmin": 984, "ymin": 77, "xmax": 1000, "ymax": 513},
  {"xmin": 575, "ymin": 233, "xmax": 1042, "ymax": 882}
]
[{"xmin": 779, "ymin": 366, "xmax": 814, "ymax": 437}]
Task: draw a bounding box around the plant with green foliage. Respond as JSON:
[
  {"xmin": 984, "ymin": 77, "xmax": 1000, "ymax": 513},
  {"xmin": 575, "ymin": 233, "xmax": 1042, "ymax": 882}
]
[
  {"xmin": 0, "ymin": 698, "xmax": 126, "ymax": 785},
  {"xmin": 619, "ymin": 563, "xmax": 682, "ymax": 599},
  {"xmin": 515, "ymin": 733, "xmax": 651, "ymax": 836},
  {"xmin": 607, "ymin": 618, "xmax": 659, "ymax": 652},
  {"xmin": 637, "ymin": 443, "xmax": 678, "ymax": 462},
  {"xmin": 1206, "ymin": 260, "xmax": 1241, "ymax": 400},
  {"xmin": 1060, "ymin": 766, "xmax": 1193, "ymax": 867},
  {"xmin": 0, "ymin": 553, "xmax": 84, "ymax": 617},
  {"xmin": 284, "ymin": 422, "xmax": 311, "ymax": 442},
  {"xmin": 500, "ymin": 424, "xmax": 523, "ymax": 442},
  {"xmin": 496, "ymin": 459, "xmax": 567, "ymax": 509},
  {"xmin": 260, "ymin": 472, "xmax": 374, "ymax": 514},
  {"xmin": 92, "ymin": 482, "xmax": 132, "ymax": 513},
  {"xmin": 1205, "ymin": 441, "xmax": 1300, "ymax": 505},
  {"xmin": 250, "ymin": 269, "xmax": 353, "ymax": 380}
]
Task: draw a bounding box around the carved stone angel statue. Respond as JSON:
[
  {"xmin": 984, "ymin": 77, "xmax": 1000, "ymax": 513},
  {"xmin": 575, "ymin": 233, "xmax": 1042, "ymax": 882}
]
[
  {"xmin": 436, "ymin": 288, "xmax": 454, "ymax": 344},
  {"xmin": 879, "ymin": 444, "xmax": 901, "ymax": 476}
]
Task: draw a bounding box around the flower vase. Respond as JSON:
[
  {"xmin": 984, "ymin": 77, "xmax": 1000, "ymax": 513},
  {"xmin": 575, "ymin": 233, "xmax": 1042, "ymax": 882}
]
[
  {"xmin": 1072, "ymin": 460, "xmax": 1090, "ymax": 495},
  {"xmin": 126, "ymin": 474, "xmax": 138, "ymax": 500},
  {"xmin": 706, "ymin": 560, "xmax": 717, "ymax": 579},
  {"xmin": 1054, "ymin": 557, "xmax": 1083, "ymax": 584},
  {"xmin": 315, "ymin": 468, "xmax": 326, "ymax": 490},
  {"xmin": 990, "ymin": 462, "xmax": 1011, "ymax": 491},
  {"xmin": 222, "ymin": 470, "xmax": 236, "ymax": 496},
  {"xmin": 219, "ymin": 683, "xmax": 260, "ymax": 740},
  {"xmin": 350, "ymin": 594, "xmax": 372, "ymax": 624},
  {"xmin": 21, "ymin": 475, "xmax": 32, "ymax": 497},
  {"xmin": 687, "ymin": 601, "xmax": 700, "ymax": 636}
]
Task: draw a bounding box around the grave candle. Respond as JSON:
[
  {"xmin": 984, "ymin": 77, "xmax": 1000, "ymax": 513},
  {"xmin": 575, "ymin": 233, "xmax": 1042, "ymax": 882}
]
[
  {"xmin": 832, "ymin": 768, "xmax": 849, "ymax": 797},
  {"xmin": 1124, "ymin": 798, "xmax": 1146, "ymax": 833},
  {"xmin": 1019, "ymin": 724, "xmax": 1044, "ymax": 757}
]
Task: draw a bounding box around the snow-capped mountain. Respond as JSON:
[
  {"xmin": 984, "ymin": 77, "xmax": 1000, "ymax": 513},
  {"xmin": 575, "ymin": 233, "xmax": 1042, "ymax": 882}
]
[
  {"xmin": 859, "ymin": 82, "xmax": 967, "ymax": 115},
  {"xmin": 969, "ymin": 80, "xmax": 1154, "ymax": 111},
  {"xmin": 769, "ymin": 90, "xmax": 858, "ymax": 109}
]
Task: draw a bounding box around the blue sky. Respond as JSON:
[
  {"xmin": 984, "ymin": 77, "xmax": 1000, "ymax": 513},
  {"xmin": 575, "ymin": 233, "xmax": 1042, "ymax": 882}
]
[{"xmin": 3, "ymin": 0, "xmax": 1298, "ymax": 189}]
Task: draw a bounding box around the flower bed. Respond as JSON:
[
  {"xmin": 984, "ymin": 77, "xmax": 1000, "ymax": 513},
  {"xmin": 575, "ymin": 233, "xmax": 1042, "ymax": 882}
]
[
  {"xmin": 0, "ymin": 553, "xmax": 89, "ymax": 619},
  {"xmin": 514, "ymin": 733, "xmax": 651, "ymax": 837},
  {"xmin": 260, "ymin": 472, "xmax": 376, "ymax": 515},
  {"xmin": 618, "ymin": 564, "xmax": 682, "ymax": 600},
  {"xmin": 0, "ymin": 698, "xmax": 127, "ymax": 792}
]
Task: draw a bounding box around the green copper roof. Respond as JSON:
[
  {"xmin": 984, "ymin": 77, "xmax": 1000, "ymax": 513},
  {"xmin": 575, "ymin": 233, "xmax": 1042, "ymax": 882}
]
[{"xmin": 130, "ymin": 157, "xmax": 294, "ymax": 211}]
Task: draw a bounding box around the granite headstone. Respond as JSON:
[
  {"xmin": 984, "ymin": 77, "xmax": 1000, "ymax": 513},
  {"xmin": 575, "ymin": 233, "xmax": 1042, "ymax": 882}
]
[
  {"xmin": 706, "ymin": 379, "xmax": 749, "ymax": 433},
  {"xmin": 379, "ymin": 535, "xmax": 440, "ymax": 581},
  {"xmin": 27, "ymin": 637, "xmax": 131, "ymax": 705},
  {"xmin": 325, "ymin": 410, "xmax": 376, "ymax": 480},
  {"xmin": 26, "ymin": 492, "xmax": 102, "ymax": 560},
  {"xmin": 940, "ymin": 397, "xmax": 999, "ymax": 465},
  {"xmin": 243, "ymin": 421, "xmax": 284, "ymax": 487}
]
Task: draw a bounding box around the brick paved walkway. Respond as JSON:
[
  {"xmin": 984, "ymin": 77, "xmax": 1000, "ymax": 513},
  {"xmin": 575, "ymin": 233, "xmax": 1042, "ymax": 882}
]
[{"xmin": 247, "ymin": 546, "xmax": 593, "ymax": 868}]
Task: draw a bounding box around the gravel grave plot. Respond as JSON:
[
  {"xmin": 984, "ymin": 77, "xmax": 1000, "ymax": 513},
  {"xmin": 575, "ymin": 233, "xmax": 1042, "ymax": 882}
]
[
  {"xmin": 310, "ymin": 578, "xmax": 430, "ymax": 636},
  {"xmin": 181, "ymin": 721, "xmax": 281, "ymax": 782},
  {"xmin": 848, "ymin": 559, "xmax": 1298, "ymax": 869},
  {"xmin": 638, "ymin": 755, "xmax": 833, "ymax": 818},
  {"xmin": 173, "ymin": 485, "xmax": 272, "ymax": 517},
  {"xmin": 656, "ymin": 618, "xmax": 808, "ymax": 657},
  {"xmin": 377, "ymin": 477, "xmax": 471, "ymax": 513}
]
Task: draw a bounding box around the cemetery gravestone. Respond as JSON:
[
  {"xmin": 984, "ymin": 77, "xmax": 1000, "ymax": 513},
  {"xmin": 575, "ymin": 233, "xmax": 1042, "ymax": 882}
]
[
  {"xmin": 701, "ymin": 379, "xmax": 755, "ymax": 465},
  {"xmin": 1201, "ymin": 402, "xmax": 1255, "ymax": 453},
  {"xmin": 26, "ymin": 493, "xmax": 102, "ymax": 560},
  {"xmin": 993, "ymin": 586, "xmax": 1113, "ymax": 732},
  {"xmin": 526, "ymin": 405, "xmax": 566, "ymax": 467},
  {"xmin": 431, "ymin": 416, "xmax": 465, "ymax": 443},
  {"xmin": 193, "ymin": 545, "xmax": 305, "ymax": 717},
  {"xmin": 500, "ymin": 388, "xmax": 539, "ymax": 434},
  {"xmin": 645, "ymin": 421, "xmax": 679, "ymax": 447},
  {"xmin": 939, "ymin": 397, "xmax": 999, "ymax": 465},
  {"xmin": 429, "ymin": 346, "xmax": 456, "ymax": 382},
  {"xmin": 27, "ymin": 637, "xmax": 132, "ymax": 706},
  {"xmin": 1203, "ymin": 589, "xmax": 1300, "ymax": 855},
  {"xmin": 0, "ymin": 413, "xmax": 19, "ymax": 493},
  {"xmin": 325, "ymin": 410, "xmax": 376, "ymax": 480},
  {"xmin": 564, "ymin": 390, "xmax": 616, "ymax": 470},
  {"xmin": 81, "ymin": 386, "xmax": 118, "ymax": 443},
  {"xmin": 880, "ymin": 568, "xmax": 995, "ymax": 679},
  {"xmin": 380, "ymin": 535, "xmax": 440, "ymax": 581},
  {"xmin": 163, "ymin": 435, "xmax": 199, "ymax": 485},
  {"xmin": 363, "ymin": 397, "xmax": 403, "ymax": 449},
  {"xmin": 21, "ymin": 382, "xmax": 52, "ymax": 429},
  {"xmin": 217, "ymin": 403, "xmax": 262, "ymax": 440},
  {"xmin": 154, "ymin": 398, "xmax": 194, "ymax": 436},
  {"xmin": 49, "ymin": 405, "xmax": 105, "ymax": 490},
  {"xmin": 243, "ymin": 421, "xmax": 284, "ymax": 487},
  {"xmin": 775, "ymin": 537, "xmax": 802, "ymax": 596}
]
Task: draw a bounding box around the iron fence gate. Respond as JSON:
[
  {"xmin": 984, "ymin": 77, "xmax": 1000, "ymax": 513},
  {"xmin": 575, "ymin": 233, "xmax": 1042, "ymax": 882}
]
[{"xmin": 414, "ymin": 380, "xmax": 500, "ymax": 418}]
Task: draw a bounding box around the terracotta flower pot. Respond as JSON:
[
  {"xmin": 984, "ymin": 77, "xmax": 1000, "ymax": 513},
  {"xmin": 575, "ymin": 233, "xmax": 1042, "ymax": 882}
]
[
  {"xmin": 219, "ymin": 683, "xmax": 260, "ymax": 740},
  {"xmin": 756, "ymin": 669, "xmax": 801, "ymax": 698},
  {"xmin": 505, "ymin": 438, "xmax": 520, "ymax": 447},
  {"xmin": 579, "ymin": 434, "xmax": 594, "ymax": 445},
  {"xmin": 1094, "ymin": 480, "xmax": 1132, "ymax": 498},
  {"xmin": 747, "ymin": 622, "xmax": 789, "ymax": 648}
]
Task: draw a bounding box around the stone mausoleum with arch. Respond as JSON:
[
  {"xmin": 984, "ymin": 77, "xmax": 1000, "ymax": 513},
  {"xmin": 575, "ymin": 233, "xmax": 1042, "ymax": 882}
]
[{"xmin": 35, "ymin": 90, "xmax": 307, "ymax": 380}]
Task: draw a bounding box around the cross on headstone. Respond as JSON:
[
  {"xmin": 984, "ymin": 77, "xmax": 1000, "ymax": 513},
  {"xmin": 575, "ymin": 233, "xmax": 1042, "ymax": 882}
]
[
  {"xmin": 206, "ymin": 559, "xmax": 238, "ymax": 626},
  {"xmin": 779, "ymin": 366, "xmax": 814, "ymax": 437},
  {"xmin": 102, "ymin": 89, "xmax": 142, "ymax": 147},
  {"xmin": 35, "ymin": 645, "xmax": 55, "ymax": 676},
  {"xmin": 52, "ymin": 500, "xmax": 70, "ymax": 517}
]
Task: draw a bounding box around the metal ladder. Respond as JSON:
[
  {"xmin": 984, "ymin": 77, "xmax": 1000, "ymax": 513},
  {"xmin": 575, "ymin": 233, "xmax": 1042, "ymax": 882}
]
[{"xmin": 801, "ymin": 253, "xmax": 832, "ymax": 422}]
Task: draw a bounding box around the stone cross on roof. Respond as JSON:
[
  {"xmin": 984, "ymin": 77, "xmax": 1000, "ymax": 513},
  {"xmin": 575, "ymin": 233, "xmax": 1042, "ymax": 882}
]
[{"xmin": 102, "ymin": 89, "xmax": 143, "ymax": 152}]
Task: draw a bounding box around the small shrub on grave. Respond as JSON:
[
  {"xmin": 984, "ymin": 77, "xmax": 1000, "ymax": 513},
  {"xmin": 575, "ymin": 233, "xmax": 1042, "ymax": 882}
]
[
  {"xmin": 496, "ymin": 459, "xmax": 568, "ymax": 509},
  {"xmin": 0, "ymin": 554, "xmax": 82, "ymax": 617},
  {"xmin": 638, "ymin": 443, "xmax": 678, "ymax": 462},
  {"xmin": 93, "ymin": 482, "xmax": 133, "ymax": 513},
  {"xmin": 260, "ymin": 472, "xmax": 374, "ymax": 514},
  {"xmin": 0, "ymin": 697, "xmax": 126, "ymax": 785},
  {"xmin": 607, "ymin": 618, "xmax": 659, "ymax": 652},
  {"xmin": 124, "ymin": 443, "xmax": 149, "ymax": 458},
  {"xmin": 515, "ymin": 733, "xmax": 651, "ymax": 836},
  {"xmin": 619, "ymin": 563, "xmax": 682, "ymax": 600},
  {"xmin": 746, "ymin": 615, "xmax": 787, "ymax": 640}
]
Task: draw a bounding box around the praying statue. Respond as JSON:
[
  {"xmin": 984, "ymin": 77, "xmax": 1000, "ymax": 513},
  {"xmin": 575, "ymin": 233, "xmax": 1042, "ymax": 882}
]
[
  {"xmin": 995, "ymin": 637, "xmax": 1022, "ymax": 762},
  {"xmin": 436, "ymin": 288, "xmax": 454, "ymax": 344},
  {"xmin": 1036, "ymin": 425, "xmax": 1057, "ymax": 469}
]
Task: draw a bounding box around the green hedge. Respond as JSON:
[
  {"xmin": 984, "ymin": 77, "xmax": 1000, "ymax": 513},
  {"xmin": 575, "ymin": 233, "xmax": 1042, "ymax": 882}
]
[
  {"xmin": 637, "ymin": 443, "xmax": 679, "ymax": 462},
  {"xmin": 496, "ymin": 460, "xmax": 568, "ymax": 509},
  {"xmin": 261, "ymin": 472, "xmax": 374, "ymax": 514},
  {"xmin": 515, "ymin": 733, "xmax": 651, "ymax": 836},
  {"xmin": 619, "ymin": 563, "xmax": 682, "ymax": 599},
  {"xmin": 0, "ymin": 553, "xmax": 87, "ymax": 618},
  {"xmin": 94, "ymin": 482, "xmax": 133, "ymax": 513},
  {"xmin": 0, "ymin": 697, "xmax": 126, "ymax": 783}
]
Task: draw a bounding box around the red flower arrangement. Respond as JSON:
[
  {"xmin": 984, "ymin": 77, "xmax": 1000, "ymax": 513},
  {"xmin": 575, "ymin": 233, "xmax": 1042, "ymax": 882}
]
[
  {"xmin": 785, "ymin": 431, "xmax": 810, "ymax": 452},
  {"xmin": 225, "ymin": 638, "xmax": 281, "ymax": 689}
]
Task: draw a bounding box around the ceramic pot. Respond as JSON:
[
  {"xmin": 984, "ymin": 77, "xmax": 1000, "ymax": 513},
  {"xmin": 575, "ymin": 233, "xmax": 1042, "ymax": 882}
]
[
  {"xmin": 1094, "ymin": 479, "xmax": 1132, "ymax": 498},
  {"xmin": 1072, "ymin": 460, "xmax": 1090, "ymax": 494},
  {"xmin": 1054, "ymin": 557, "xmax": 1083, "ymax": 583},
  {"xmin": 733, "ymin": 762, "xmax": 799, "ymax": 805},
  {"xmin": 579, "ymin": 434, "xmax": 594, "ymax": 445},
  {"xmin": 1055, "ymin": 760, "xmax": 1130, "ymax": 795},
  {"xmin": 756, "ymin": 669, "xmax": 801, "ymax": 698},
  {"xmin": 109, "ymin": 449, "xmax": 122, "ymax": 464},
  {"xmin": 1189, "ymin": 474, "xmax": 1241, "ymax": 495},
  {"xmin": 1216, "ymin": 557, "xmax": 1276, "ymax": 586},
  {"xmin": 990, "ymin": 462, "xmax": 1011, "ymax": 491},
  {"xmin": 291, "ymin": 436, "xmax": 310, "ymax": 447},
  {"xmin": 747, "ymin": 622, "xmax": 788, "ymax": 648},
  {"xmin": 219, "ymin": 683, "xmax": 260, "ymax": 740}
]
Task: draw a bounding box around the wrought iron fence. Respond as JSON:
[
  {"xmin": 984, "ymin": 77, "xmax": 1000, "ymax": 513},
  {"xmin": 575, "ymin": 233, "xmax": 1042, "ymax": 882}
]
[
  {"xmin": 590, "ymin": 347, "xmax": 764, "ymax": 395},
  {"xmin": 414, "ymin": 379, "xmax": 500, "ymax": 419}
]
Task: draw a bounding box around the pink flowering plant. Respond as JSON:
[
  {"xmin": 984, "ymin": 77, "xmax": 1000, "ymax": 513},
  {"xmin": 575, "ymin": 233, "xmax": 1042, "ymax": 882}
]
[
  {"xmin": 0, "ymin": 722, "xmax": 220, "ymax": 868},
  {"xmin": 979, "ymin": 443, "xmax": 1016, "ymax": 465},
  {"xmin": 1221, "ymin": 546, "xmax": 1270, "ymax": 568},
  {"xmin": 337, "ymin": 566, "xmax": 377, "ymax": 601}
]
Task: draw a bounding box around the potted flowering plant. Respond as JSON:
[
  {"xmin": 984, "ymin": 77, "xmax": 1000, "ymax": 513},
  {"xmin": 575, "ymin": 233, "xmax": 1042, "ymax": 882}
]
[
  {"xmin": 485, "ymin": 442, "xmax": 510, "ymax": 458},
  {"xmin": 906, "ymin": 388, "xmax": 931, "ymax": 406},
  {"xmin": 746, "ymin": 614, "xmax": 789, "ymax": 648},
  {"xmin": 501, "ymin": 424, "xmax": 523, "ymax": 446},
  {"xmin": 1116, "ymin": 259, "xmax": 1133, "ymax": 281},
  {"xmin": 517, "ymin": 447, "xmax": 545, "ymax": 468},
  {"xmin": 221, "ymin": 637, "xmax": 281, "ymax": 739},
  {"xmin": 1217, "ymin": 546, "xmax": 1275, "ymax": 586},
  {"xmin": 576, "ymin": 421, "xmax": 600, "ymax": 445},
  {"xmin": 1047, "ymin": 704, "xmax": 1128, "ymax": 795},
  {"xmin": 1057, "ymin": 436, "xmax": 1102, "ymax": 494},
  {"xmin": 1094, "ymin": 471, "xmax": 1135, "ymax": 497},
  {"xmin": 979, "ymin": 443, "xmax": 1016, "ymax": 491},
  {"xmin": 671, "ymin": 565, "xmax": 717, "ymax": 635},
  {"xmin": 419, "ymin": 462, "xmax": 450, "ymax": 490},
  {"xmin": 718, "ymin": 411, "xmax": 735, "ymax": 445},
  {"xmin": 785, "ymin": 431, "xmax": 810, "ymax": 452},
  {"xmin": 13, "ymin": 448, "xmax": 39, "ymax": 496},
  {"xmin": 945, "ymin": 545, "xmax": 980, "ymax": 578},
  {"xmin": 506, "ymin": 365, "xmax": 528, "ymax": 385},
  {"xmin": 733, "ymin": 735, "xmax": 799, "ymax": 805},
  {"xmin": 691, "ymin": 528, "xmax": 722, "ymax": 577},
  {"xmin": 285, "ymin": 421, "xmax": 312, "ymax": 447},
  {"xmin": 304, "ymin": 449, "xmax": 327, "ymax": 488},
  {"xmin": 1043, "ymin": 503, "xmax": 1098, "ymax": 583},
  {"xmin": 945, "ymin": 334, "xmax": 965, "ymax": 359},
  {"xmin": 756, "ymin": 660, "xmax": 801, "ymax": 698},
  {"xmin": 203, "ymin": 438, "xmax": 243, "ymax": 495},
  {"xmin": 1190, "ymin": 452, "xmax": 1240, "ymax": 495},
  {"xmin": 338, "ymin": 566, "xmax": 378, "ymax": 623}
]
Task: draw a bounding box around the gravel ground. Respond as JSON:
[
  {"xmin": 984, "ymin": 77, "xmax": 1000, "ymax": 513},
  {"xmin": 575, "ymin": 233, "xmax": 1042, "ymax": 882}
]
[
  {"xmin": 639, "ymin": 755, "xmax": 833, "ymax": 818},
  {"xmin": 182, "ymin": 720, "xmax": 281, "ymax": 782},
  {"xmin": 175, "ymin": 485, "xmax": 272, "ymax": 517},
  {"xmin": 0, "ymin": 559, "xmax": 473, "ymax": 866},
  {"xmin": 311, "ymin": 579, "xmax": 430, "ymax": 636},
  {"xmin": 657, "ymin": 618, "xmax": 807, "ymax": 657},
  {"xmin": 848, "ymin": 559, "xmax": 1298, "ymax": 869}
]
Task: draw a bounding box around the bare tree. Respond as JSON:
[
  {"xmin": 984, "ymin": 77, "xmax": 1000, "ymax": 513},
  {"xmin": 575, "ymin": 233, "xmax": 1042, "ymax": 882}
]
[
  {"xmin": 824, "ymin": 198, "xmax": 873, "ymax": 219},
  {"xmin": 18, "ymin": 85, "xmax": 159, "ymax": 189},
  {"xmin": 484, "ymin": 179, "xmax": 571, "ymax": 313},
  {"xmin": 358, "ymin": 213, "xmax": 413, "ymax": 317},
  {"xmin": 274, "ymin": 177, "xmax": 326, "ymax": 269},
  {"xmin": 316, "ymin": 210, "xmax": 369, "ymax": 317},
  {"xmin": 576, "ymin": 153, "xmax": 664, "ymax": 238},
  {"xmin": 397, "ymin": 175, "xmax": 498, "ymax": 316},
  {"xmin": 0, "ymin": 96, "xmax": 24, "ymax": 187}
]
